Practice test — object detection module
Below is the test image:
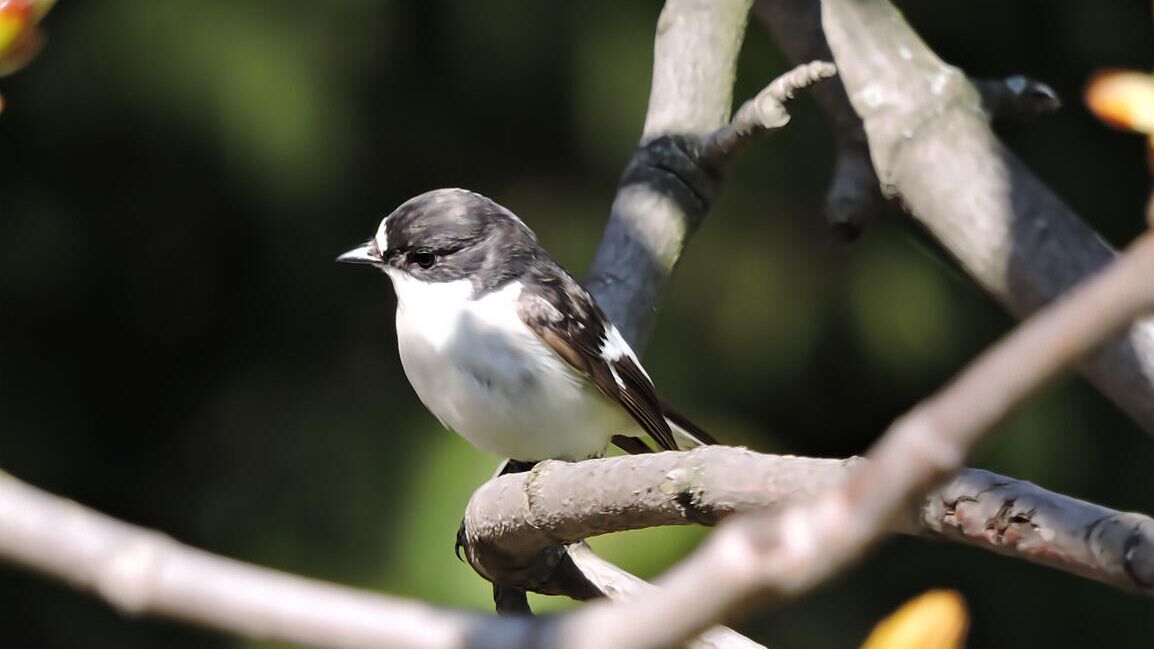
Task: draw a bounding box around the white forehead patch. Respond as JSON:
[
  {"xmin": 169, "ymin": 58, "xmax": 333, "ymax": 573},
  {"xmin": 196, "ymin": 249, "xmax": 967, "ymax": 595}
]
[{"xmin": 374, "ymin": 215, "xmax": 390, "ymax": 253}]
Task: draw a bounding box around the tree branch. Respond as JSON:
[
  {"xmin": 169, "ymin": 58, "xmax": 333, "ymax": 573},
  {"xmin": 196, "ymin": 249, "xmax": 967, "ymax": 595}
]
[
  {"xmin": 585, "ymin": 0, "xmax": 753, "ymax": 347},
  {"xmin": 755, "ymin": 0, "xmax": 1154, "ymax": 436},
  {"xmin": 0, "ymin": 471, "xmax": 534, "ymax": 649},
  {"xmin": 461, "ymin": 448, "xmax": 1154, "ymax": 598}
]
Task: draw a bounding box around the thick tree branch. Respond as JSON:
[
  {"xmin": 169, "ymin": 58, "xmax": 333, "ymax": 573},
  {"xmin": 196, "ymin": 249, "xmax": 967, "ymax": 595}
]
[
  {"xmin": 585, "ymin": 0, "xmax": 753, "ymax": 347},
  {"xmin": 462, "ymin": 449, "xmax": 1154, "ymax": 598},
  {"xmin": 756, "ymin": 0, "xmax": 1154, "ymax": 435}
]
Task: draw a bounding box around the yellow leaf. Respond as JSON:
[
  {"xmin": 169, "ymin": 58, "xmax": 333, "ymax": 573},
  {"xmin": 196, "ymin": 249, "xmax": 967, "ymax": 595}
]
[
  {"xmin": 1086, "ymin": 70, "xmax": 1154, "ymax": 134},
  {"xmin": 860, "ymin": 589, "xmax": 969, "ymax": 649},
  {"xmin": 0, "ymin": 12, "xmax": 27, "ymax": 55}
]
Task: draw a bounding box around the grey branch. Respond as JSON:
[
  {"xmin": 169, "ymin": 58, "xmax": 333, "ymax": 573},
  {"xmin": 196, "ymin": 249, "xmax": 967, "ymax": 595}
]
[
  {"xmin": 585, "ymin": 0, "xmax": 750, "ymax": 347},
  {"xmin": 701, "ymin": 61, "xmax": 838, "ymax": 166},
  {"xmin": 461, "ymin": 448, "xmax": 1154, "ymax": 599},
  {"xmin": 756, "ymin": 0, "xmax": 1154, "ymax": 434},
  {"xmin": 585, "ymin": 59, "xmax": 833, "ymax": 346},
  {"xmin": 0, "ymin": 471, "xmax": 535, "ymax": 649},
  {"xmin": 581, "ymin": 0, "xmax": 752, "ymax": 344},
  {"xmin": 563, "ymin": 544, "xmax": 768, "ymax": 649}
]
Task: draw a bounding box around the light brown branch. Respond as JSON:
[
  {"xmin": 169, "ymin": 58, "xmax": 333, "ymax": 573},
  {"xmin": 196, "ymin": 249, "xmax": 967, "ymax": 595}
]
[
  {"xmin": 461, "ymin": 449, "xmax": 1154, "ymax": 598},
  {"xmin": 0, "ymin": 471, "xmax": 545, "ymax": 649}
]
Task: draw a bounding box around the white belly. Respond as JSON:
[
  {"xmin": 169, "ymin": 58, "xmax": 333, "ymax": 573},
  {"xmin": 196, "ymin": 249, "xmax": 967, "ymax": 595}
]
[{"xmin": 390, "ymin": 276, "xmax": 628, "ymax": 461}]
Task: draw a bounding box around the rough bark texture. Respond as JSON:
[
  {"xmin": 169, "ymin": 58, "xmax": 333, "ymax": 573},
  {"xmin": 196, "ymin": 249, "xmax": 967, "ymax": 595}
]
[
  {"xmin": 462, "ymin": 448, "xmax": 1154, "ymax": 598},
  {"xmin": 925, "ymin": 469, "xmax": 1154, "ymax": 592}
]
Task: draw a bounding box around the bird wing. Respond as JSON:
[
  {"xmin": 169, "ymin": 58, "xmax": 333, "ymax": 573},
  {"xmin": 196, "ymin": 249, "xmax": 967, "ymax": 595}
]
[{"xmin": 516, "ymin": 277, "xmax": 678, "ymax": 452}]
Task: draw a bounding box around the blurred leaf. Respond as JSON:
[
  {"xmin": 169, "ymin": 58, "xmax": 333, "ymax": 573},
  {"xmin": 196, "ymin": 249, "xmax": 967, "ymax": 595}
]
[
  {"xmin": 860, "ymin": 590, "xmax": 969, "ymax": 649},
  {"xmin": 1085, "ymin": 70, "xmax": 1154, "ymax": 134},
  {"xmin": 0, "ymin": 0, "xmax": 52, "ymax": 78}
]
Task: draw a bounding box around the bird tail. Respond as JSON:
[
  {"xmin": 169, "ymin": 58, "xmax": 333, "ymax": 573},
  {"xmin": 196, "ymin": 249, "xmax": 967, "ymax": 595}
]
[
  {"xmin": 661, "ymin": 399, "xmax": 717, "ymax": 449},
  {"xmin": 611, "ymin": 400, "xmax": 716, "ymax": 455}
]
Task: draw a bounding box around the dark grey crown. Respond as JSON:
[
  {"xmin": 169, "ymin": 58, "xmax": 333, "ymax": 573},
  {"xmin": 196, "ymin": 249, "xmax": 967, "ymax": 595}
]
[{"xmin": 381, "ymin": 189, "xmax": 543, "ymax": 291}]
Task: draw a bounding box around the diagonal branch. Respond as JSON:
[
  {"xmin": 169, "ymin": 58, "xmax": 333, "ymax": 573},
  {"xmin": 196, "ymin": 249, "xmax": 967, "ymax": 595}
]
[{"xmin": 0, "ymin": 471, "xmax": 523, "ymax": 649}]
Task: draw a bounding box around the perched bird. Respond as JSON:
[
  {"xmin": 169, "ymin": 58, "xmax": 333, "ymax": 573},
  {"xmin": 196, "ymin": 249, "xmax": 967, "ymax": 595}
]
[{"xmin": 339, "ymin": 188, "xmax": 713, "ymax": 464}]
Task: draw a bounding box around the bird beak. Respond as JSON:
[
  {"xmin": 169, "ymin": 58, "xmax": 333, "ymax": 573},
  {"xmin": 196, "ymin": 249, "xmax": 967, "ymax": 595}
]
[{"xmin": 337, "ymin": 243, "xmax": 381, "ymax": 265}]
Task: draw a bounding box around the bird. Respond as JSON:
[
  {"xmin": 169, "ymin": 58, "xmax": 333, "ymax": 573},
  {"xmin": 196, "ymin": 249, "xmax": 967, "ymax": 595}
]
[{"xmin": 338, "ymin": 188, "xmax": 714, "ymax": 466}]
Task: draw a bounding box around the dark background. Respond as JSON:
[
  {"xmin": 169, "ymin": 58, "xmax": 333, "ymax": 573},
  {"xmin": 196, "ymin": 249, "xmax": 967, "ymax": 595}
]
[{"xmin": 2, "ymin": 1, "xmax": 1153, "ymax": 647}]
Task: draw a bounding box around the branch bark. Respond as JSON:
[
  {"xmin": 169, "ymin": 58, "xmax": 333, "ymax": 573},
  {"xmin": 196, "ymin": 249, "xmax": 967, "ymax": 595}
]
[
  {"xmin": 756, "ymin": 0, "xmax": 1154, "ymax": 435},
  {"xmin": 585, "ymin": 0, "xmax": 754, "ymax": 347},
  {"xmin": 462, "ymin": 448, "xmax": 1154, "ymax": 598},
  {"xmin": 0, "ymin": 471, "xmax": 509, "ymax": 649}
]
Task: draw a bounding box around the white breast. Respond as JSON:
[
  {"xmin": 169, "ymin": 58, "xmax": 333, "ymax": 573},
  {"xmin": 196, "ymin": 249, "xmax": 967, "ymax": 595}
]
[{"xmin": 388, "ymin": 273, "xmax": 629, "ymax": 460}]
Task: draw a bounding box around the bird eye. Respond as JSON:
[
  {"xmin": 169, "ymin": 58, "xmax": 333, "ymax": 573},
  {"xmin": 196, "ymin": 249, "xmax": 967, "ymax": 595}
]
[{"xmin": 408, "ymin": 251, "xmax": 437, "ymax": 269}]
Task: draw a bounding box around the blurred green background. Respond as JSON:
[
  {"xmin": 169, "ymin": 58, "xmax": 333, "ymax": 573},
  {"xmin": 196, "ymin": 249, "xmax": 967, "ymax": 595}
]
[{"xmin": 2, "ymin": 1, "xmax": 1153, "ymax": 647}]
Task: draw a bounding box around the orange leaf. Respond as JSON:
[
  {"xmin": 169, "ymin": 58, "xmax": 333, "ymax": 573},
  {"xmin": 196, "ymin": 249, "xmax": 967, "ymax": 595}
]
[
  {"xmin": 860, "ymin": 589, "xmax": 969, "ymax": 649},
  {"xmin": 1086, "ymin": 70, "xmax": 1154, "ymax": 134}
]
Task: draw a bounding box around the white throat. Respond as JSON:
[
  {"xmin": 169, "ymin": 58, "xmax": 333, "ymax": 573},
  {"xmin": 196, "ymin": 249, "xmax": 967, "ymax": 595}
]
[
  {"xmin": 385, "ymin": 273, "xmax": 626, "ymax": 460},
  {"xmin": 386, "ymin": 270, "xmax": 476, "ymax": 348}
]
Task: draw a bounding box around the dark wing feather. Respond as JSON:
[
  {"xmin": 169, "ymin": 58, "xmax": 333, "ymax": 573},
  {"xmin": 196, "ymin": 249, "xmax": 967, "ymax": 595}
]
[
  {"xmin": 661, "ymin": 399, "xmax": 717, "ymax": 446},
  {"xmin": 611, "ymin": 434, "xmax": 654, "ymax": 455},
  {"xmin": 607, "ymin": 354, "xmax": 677, "ymax": 451},
  {"xmin": 517, "ymin": 276, "xmax": 678, "ymax": 452}
]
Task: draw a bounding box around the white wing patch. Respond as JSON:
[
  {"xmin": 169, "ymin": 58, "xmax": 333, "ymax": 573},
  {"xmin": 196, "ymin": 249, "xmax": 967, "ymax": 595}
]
[
  {"xmin": 607, "ymin": 363, "xmax": 625, "ymax": 388},
  {"xmin": 599, "ymin": 325, "xmax": 651, "ymax": 380}
]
